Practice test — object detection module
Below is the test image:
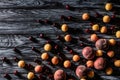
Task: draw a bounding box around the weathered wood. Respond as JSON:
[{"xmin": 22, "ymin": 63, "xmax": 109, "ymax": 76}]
[{"xmin": 0, "ymin": 0, "xmax": 120, "ymax": 80}]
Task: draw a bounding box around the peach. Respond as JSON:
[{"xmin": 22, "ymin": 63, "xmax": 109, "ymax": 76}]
[
  {"xmin": 76, "ymin": 65, "xmax": 87, "ymax": 78},
  {"xmin": 54, "ymin": 69, "xmax": 66, "ymax": 80},
  {"xmin": 94, "ymin": 57, "xmax": 106, "ymax": 70},
  {"xmin": 107, "ymin": 50, "xmax": 114, "ymax": 58},
  {"xmin": 82, "ymin": 46, "xmax": 95, "ymax": 59}
]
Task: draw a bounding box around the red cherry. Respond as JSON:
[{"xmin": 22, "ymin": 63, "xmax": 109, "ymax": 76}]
[
  {"xmin": 95, "ymin": 12, "xmax": 99, "ymax": 17},
  {"xmin": 90, "ymin": 22, "xmax": 94, "ymax": 26},
  {"xmin": 66, "ymin": 4, "xmax": 70, "ymax": 10},
  {"xmin": 60, "ymin": 15, "xmax": 65, "ymax": 19},
  {"xmin": 14, "ymin": 70, "xmax": 19, "ymax": 75},
  {"xmin": 85, "ymin": 28, "xmax": 90, "ymax": 33},
  {"xmin": 3, "ymin": 73, "xmax": 12, "ymax": 79},
  {"xmin": 69, "ymin": 50, "xmax": 74, "ymax": 54},
  {"xmin": 112, "ymin": 15, "xmax": 116, "ymax": 19},
  {"xmin": 68, "ymin": 16, "xmax": 72, "ymax": 20},
  {"xmin": 110, "ymin": 26, "xmax": 115, "ymax": 30},
  {"xmin": 39, "ymin": 33, "xmax": 44, "ymax": 38},
  {"xmin": 54, "ymin": 45, "xmax": 58, "ymax": 50},
  {"xmin": 14, "ymin": 57, "xmax": 19, "ymax": 62}
]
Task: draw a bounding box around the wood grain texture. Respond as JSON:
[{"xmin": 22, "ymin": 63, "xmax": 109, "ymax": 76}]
[{"xmin": 0, "ymin": 0, "xmax": 120, "ymax": 80}]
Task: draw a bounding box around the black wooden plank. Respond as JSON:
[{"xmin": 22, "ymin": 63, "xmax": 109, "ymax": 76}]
[{"xmin": 0, "ymin": 0, "xmax": 119, "ymax": 80}]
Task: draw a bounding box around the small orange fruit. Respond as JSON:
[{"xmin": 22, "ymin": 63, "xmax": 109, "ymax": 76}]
[
  {"xmin": 92, "ymin": 24, "xmax": 99, "ymax": 31},
  {"xmin": 64, "ymin": 34, "xmax": 72, "ymax": 42},
  {"xmin": 103, "ymin": 15, "xmax": 111, "ymax": 23},
  {"xmin": 63, "ymin": 60, "xmax": 71, "ymax": 68},
  {"xmin": 82, "ymin": 13, "xmax": 90, "ymax": 20},
  {"xmin": 95, "ymin": 50, "xmax": 103, "ymax": 57},
  {"xmin": 105, "ymin": 3, "xmax": 113, "ymax": 11},
  {"xmin": 109, "ymin": 39, "xmax": 116, "ymax": 46},
  {"xmin": 90, "ymin": 34, "xmax": 98, "ymax": 42},
  {"xmin": 100, "ymin": 26, "xmax": 107, "ymax": 33},
  {"xmin": 61, "ymin": 24, "xmax": 68, "ymax": 32},
  {"xmin": 116, "ymin": 31, "xmax": 120, "ymax": 38}
]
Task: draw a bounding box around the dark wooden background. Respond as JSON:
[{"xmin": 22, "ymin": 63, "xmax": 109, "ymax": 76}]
[{"xmin": 0, "ymin": 0, "xmax": 120, "ymax": 80}]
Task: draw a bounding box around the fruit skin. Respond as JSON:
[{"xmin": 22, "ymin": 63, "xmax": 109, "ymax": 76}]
[
  {"xmin": 41, "ymin": 52, "xmax": 49, "ymax": 60},
  {"xmin": 86, "ymin": 60, "xmax": 94, "ymax": 68},
  {"xmin": 95, "ymin": 50, "xmax": 103, "ymax": 57},
  {"xmin": 114, "ymin": 60, "xmax": 120, "ymax": 67},
  {"xmin": 105, "ymin": 3, "xmax": 113, "ymax": 11},
  {"xmin": 72, "ymin": 55, "xmax": 80, "ymax": 62},
  {"xmin": 44, "ymin": 43, "xmax": 52, "ymax": 51},
  {"xmin": 105, "ymin": 67, "xmax": 113, "ymax": 75},
  {"xmin": 18, "ymin": 60, "xmax": 25, "ymax": 68},
  {"xmin": 103, "ymin": 15, "xmax": 111, "ymax": 23},
  {"xmin": 107, "ymin": 50, "xmax": 114, "ymax": 58},
  {"xmin": 90, "ymin": 34, "xmax": 98, "ymax": 42},
  {"xmin": 63, "ymin": 60, "xmax": 71, "ymax": 68},
  {"xmin": 27, "ymin": 72, "xmax": 34, "ymax": 80},
  {"xmin": 54, "ymin": 69, "xmax": 66, "ymax": 80},
  {"xmin": 34, "ymin": 65, "xmax": 42, "ymax": 73},
  {"xmin": 64, "ymin": 34, "xmax": 72, "ymax": 42},
  {"xmin": 109, "ymin": 39, "xmax": 116, "ymax": 46},
  {"xmin": 87, "ymin": 70, "xmax": 94, "ymax": 78},
  {"xmin": 94, "ymin": 57, "xmax": 106, "ymax": 70},
  {"xmin": 61, "ymin": 24, "xmax": 68, "ymax": 32},
  {"xmin": 100, "ymin": 26, "xmax": 107, "ymax": 33},
  {"xmin": 116, "ymin": 31, "xmax": 120, "ymax": 38},
  {"xmin": 95, "ymin": 39, "xmax": 108, "ymax": 50},
  {"xmin": 51, "ymin": 56, "xmax": 59, "ymax": 65},
  {"xmin": 82, "ymin": 46, "xmax": 95, "ymax": 59},
  {"xmin": 80, "ymin": 78, "xmax": 86, "ymax": 80},
  {"xmin": 76, "ymin": 65, "xmax": 87, "ymax": 78},
  {"xmin": 82, "ymin": 13, "xmax": 90, "ymax": 20},
  {"xmin": 92, "ymin": 24, "xmax": 99, "ymax": 31}
]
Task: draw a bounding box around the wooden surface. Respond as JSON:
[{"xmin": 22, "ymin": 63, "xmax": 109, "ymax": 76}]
[{"xmin": 0, "ymin": 0, "xmax": 120, "ymax": 80}]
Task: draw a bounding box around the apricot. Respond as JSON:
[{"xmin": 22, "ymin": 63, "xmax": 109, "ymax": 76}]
[
  {"xmin": 90, "ymin": 34, "xmax": 98, "ymax": 42},
  {"xmin": 105, "ymin": 3, "xmax": 113, "ymax": 11},
  {"xmin": 103, "ymin": 15, "xmax": 111, "ymax": 23},
  {"xmin": 61, "ymin": 24, "xmax": 68, "ymax": 32},
  {"xmin": 82, "ymin": 13, "xmax": 90, "ymax": 20},
  {"xmin": 100, "ymin": 26, "xmax": 107, "ymax": 33},
  {"xmin": 109, "ymin": 39, "xmax": 116, "ymax": 46},
  {"xmin": 116, "ymin": 31, "xmax": 120, "ymax": 38},
  {"xmin": 92, "ymin": 24, "xmax": 99, "ymax": 31}
]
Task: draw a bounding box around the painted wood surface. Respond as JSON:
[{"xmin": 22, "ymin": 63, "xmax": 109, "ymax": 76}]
[{"xmin": 0, "ymin": 0, "xmax": 120, "ymax": 80}]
